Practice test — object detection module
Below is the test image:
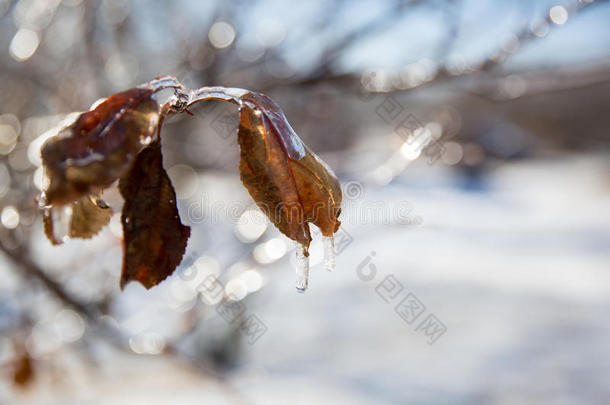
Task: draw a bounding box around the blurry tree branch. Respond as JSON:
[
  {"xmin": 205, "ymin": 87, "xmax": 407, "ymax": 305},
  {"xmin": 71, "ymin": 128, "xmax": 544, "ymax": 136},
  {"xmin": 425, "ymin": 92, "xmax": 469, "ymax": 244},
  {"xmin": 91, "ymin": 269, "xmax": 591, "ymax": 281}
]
[
  {"xmin": 467, "ymin": 63, "xmax": 610, "ymax": 102},
  {"xmin": 309, "ymin": 0, "xmax": 424, "ymax": 77},
  {"xmin": 261, "ymin": 0, "xmax": 609, "ymax": 98},
  {"xmin": 434, "ymin": 0, "xmax": 462, "ymax": 65},
  {"xmin": 0, "ymin": 242, "xmax": 100, "ymax": 321},
  {"xmin": 0, "ymin": 239, "xmax": 256, "ymax": 404}
]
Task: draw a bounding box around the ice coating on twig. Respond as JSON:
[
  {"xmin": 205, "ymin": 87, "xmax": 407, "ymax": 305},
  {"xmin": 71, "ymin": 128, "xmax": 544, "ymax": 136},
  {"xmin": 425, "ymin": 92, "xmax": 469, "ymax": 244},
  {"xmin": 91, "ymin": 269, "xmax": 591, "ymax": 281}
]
[
  {"xmin": 142, "ymin": 75, "xmax": 248, "ymax": 112},
  {"xmin": 188, "ymin": 86, "xmax": 249, "ymax": 105},
  {"xmin": 144, "ymin": 75, "xmax": 183, "ymax": 92},
  {"xmin": 150, "ymin": 78, "xmax": 307, "ymax": 162}
]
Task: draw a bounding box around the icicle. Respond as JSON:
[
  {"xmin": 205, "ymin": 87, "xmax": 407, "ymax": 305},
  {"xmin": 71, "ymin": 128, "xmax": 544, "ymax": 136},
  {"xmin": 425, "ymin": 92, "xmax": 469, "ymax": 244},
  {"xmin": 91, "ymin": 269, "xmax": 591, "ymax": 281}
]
[
  {"xmin": 323, "ymin": 235, "xmax": 335, "ymax": 271},
  {"xmin": 51, "ymin": 205, "xmax": 73, "ymax": 243},
  {"xmin": 295, "ymin": 244, "xmax": 310, "ymax": 293}
]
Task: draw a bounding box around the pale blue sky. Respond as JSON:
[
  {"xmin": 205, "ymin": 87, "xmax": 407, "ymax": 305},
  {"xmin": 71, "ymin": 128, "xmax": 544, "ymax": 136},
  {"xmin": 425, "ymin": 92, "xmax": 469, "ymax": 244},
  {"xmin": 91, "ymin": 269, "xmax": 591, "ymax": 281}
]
[{"xmin": 129, "ymin": 0, "xmax": 610, "ymax": 75}]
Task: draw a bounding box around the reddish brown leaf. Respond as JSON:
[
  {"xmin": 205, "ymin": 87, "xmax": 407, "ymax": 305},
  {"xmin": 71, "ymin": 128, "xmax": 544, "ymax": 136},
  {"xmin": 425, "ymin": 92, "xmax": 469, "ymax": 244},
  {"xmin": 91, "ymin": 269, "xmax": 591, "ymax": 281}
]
[
  {"xmin": 41, "ymin": 87, "xmax": 160, "ymax": 207},
  {"xmin": 237, "ymin": 92, "xmax": 342, "ymax": 253},
  {"xmin": 118, "ymin": 141, "xmax": 191, "ymax": 289}
]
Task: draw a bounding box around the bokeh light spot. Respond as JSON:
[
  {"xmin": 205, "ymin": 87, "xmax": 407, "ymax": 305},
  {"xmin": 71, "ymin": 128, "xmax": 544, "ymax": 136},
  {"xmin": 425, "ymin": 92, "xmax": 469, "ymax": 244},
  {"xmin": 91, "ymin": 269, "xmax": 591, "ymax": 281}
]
[
  {"xmin": 1, "ymin": 206, "xmax": 20, "ymax": 229},
  {"xmin": 208, "ymin": 22, "xmax": 235, "ymax": 49},
  {"xmin": 549, "ymin": 5, "xmax": 568, "ymax": 25},
  {"xmin": 9, "ymin": 29, "xmax": 39, "ymax": 62},
  {"xmin": 235, "ymin": 209, "xmax": 268, "ymax": 242}
]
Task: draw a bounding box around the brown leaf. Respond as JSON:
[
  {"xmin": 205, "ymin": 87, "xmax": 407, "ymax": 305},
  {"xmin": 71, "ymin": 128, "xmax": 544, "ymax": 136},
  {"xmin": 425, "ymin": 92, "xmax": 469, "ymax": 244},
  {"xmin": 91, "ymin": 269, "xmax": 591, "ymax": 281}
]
[
  {"xmin": 41, "ymin": 87, "xmax": 160, "ymax": 207},
  {"xmin": 118, "ymin": 141, "xmax": 191, "ymax": 289},
  {"xmin": 42, "ymin": 194, "xmax": 113, "ymax": 245},
  {"xmin": 237, "ymin": 92, "xmax": 342, "ymax": 253},
  {"xmin": 11, "ymin": 343, "xmax": 34, "ymax": 388},
  {"xmin": 69, "ymin": 195, "xmax": 113, "ymax": 239}
]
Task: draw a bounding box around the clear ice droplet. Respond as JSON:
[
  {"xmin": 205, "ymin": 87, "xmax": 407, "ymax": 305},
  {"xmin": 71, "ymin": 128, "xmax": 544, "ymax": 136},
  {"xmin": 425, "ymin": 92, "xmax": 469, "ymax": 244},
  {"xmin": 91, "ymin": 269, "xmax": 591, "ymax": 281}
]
[
  {"xmin": 323, "ymin": 235, "xmax": 335, "ymax": 271},
  {"xmin": 295, "ymin": 245, "xmax": 309, "ymax": 293},
  {"xmin": 51, "ymin": 205, "xmax": 73, "ymax": 243},
  {"xmin": 36, "ymin": 192, "xmax": 50, "ymax": 209}
]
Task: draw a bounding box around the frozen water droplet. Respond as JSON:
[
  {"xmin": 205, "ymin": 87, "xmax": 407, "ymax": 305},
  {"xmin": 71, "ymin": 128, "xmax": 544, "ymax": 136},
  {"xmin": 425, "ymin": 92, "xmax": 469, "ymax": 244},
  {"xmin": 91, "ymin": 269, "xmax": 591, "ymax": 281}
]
[
  {"xmin": 140, "ymin": 135, "xmax": 153, "ymax": 146},
  {"xmin": 37, "ymin": 192, "xmax": 50, "ymax": 209},
  {"xmin": 295, "ymin": 244, "xmax": 309, "ymax": 293},
  {"xmin": 323, "ymin": 235, "xmax": 335, "ymax": 271},
  {"xmin": 92, "ymin": 196, "xmax": 109, "ymax": 209},
  {"xmin": 51, "ymin": 205, "xmax": 73, "ymax": 243}
]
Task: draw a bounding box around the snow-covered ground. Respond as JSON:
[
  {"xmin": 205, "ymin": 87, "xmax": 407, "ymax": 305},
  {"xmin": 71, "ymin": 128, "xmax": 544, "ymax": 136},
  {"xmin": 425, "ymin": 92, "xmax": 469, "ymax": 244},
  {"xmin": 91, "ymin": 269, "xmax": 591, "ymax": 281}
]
[{"xmin": 3, "ymin": 154, "xmax": 610, "ymax": 404}]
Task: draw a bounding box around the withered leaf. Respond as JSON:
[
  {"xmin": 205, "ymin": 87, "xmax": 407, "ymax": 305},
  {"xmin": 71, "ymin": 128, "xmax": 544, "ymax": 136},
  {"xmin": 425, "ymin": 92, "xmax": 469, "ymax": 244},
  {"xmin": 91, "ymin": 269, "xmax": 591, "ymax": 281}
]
[
  {"xmin": 10, "ymin": 341, "xmax": 34, "ymax": 388},
  {"xmin": 41, "ymin": 87, "xmax": 160, "ymax": 206},
  {"xmin": 42, "ymin": 195, "xmax": 113, "ymax": 245},
  {"xmin": 12, "ymin": 354, "xmax": 33, "ymax": 388},
  {"xmin": 119, "ymin": 141, "xmax": 191, "ymax": 289},
  {"xmin": 238, "ymin": 92, "xmax": 342, "ymax": 254},
  {"xmin": 69, "ymin": 195, "xmax": 113, "ymax": 238}
]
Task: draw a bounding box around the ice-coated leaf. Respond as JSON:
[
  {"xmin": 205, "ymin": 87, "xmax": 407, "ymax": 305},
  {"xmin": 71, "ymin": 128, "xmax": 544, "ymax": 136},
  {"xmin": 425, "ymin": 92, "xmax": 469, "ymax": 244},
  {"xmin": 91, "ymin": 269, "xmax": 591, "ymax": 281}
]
[
  {"xmin": 237, "ymin": 92, "xmax": 342, "ymax": 254},
  {"xmin": 42, "ymin": 195, "xmax": 112, "ymax": 245},
  {"xmin": 40, "ymin": 87, "xmax": 160, "ymax": 206},
  {"xmin": 118, "ymin": 141, "xmax": 191, "ymax": 289},
  {"xmin": 36, "ymin": 76, "xmax": 342, "ymax": 292}
]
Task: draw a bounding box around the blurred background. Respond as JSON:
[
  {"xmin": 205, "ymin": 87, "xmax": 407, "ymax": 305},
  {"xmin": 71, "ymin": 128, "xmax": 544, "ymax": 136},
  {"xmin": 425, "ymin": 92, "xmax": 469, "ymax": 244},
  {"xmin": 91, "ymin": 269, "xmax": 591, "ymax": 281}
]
[{"xmin": 1, "ymin": 0, "xmax": 610, "ymax": 404}]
